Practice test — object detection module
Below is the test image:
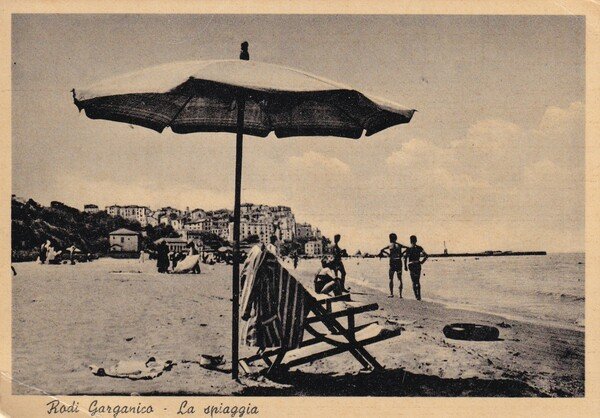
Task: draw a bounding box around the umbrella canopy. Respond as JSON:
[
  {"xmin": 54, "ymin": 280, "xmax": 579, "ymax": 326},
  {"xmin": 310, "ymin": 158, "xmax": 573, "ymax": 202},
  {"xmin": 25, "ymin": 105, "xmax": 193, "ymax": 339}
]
[{"xmin": 73, "ymin": 60, "xmax": 415, "ymax": 138}]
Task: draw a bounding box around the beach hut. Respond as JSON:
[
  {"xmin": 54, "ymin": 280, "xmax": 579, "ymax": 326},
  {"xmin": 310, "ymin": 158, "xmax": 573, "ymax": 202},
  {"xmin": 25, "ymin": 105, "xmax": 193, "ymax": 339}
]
[{"xmin": 109, "ymin": 228, "xmax": 140, "ymax": 253}]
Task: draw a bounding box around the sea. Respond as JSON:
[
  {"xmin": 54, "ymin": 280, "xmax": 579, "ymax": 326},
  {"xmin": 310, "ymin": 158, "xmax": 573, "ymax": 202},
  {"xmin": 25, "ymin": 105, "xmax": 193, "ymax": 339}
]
[{"xmin": 297, "ymin": 253, "xmax": 584, "ymax": 331}]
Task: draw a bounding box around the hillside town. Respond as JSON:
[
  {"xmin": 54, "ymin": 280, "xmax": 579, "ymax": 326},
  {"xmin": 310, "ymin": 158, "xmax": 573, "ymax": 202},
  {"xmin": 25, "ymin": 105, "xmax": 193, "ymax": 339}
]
[{"xmin": 89, "ymin": 202, "xmax": 323, "ymax": 256}]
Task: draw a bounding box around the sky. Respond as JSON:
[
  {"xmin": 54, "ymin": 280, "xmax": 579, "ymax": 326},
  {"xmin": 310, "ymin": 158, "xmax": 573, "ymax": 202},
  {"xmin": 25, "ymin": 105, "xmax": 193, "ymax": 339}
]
[{"xmin": 12, "ymin": 14, "xmax": 585, "ymax": 253}]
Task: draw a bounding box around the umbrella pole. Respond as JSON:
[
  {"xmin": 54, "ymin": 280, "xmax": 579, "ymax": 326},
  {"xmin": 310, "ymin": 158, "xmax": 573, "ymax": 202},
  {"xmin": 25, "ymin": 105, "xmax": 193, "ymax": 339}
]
[{"xmin": 231, "ymin": 93, "xmax": 246, "ymax": 380}]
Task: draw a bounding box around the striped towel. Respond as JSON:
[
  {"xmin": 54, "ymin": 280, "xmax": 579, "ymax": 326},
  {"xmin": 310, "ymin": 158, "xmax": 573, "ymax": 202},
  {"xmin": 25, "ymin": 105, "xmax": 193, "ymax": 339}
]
[{"xmin": 240, "ymin": 250, "xmax": 312, "ymax": 349}]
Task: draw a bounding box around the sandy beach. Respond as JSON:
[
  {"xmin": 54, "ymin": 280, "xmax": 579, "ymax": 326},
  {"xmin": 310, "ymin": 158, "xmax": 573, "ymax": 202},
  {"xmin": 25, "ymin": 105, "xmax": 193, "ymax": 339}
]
[{"xmin": 11, "ymin": 258, "xmax": 583, "ymax": 397}]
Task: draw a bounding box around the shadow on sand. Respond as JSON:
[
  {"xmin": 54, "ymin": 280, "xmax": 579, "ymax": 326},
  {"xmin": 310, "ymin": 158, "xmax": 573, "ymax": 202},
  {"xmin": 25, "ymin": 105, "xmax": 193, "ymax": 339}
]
[{"xmin": 239, "ymin": 368, "xmax": 546, "ymax": 397}]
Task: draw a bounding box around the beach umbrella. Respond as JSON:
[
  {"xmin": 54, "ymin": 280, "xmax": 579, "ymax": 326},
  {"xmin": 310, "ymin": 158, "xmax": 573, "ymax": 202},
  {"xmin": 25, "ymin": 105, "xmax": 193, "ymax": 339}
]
[{"xmin": 72, "ymin": 43, "xmax": 416, "ymax": 380}]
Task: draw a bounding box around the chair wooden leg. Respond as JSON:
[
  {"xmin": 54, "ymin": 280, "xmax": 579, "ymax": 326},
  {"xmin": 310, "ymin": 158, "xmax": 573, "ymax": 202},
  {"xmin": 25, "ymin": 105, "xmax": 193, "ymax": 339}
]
[
  {"xmin": 266, "ymin": 350, "xmax": 287, "ymax": 375},
  {"xmin": 261, "ymin": 355, "xmax": 273, "ymax": 367},
  {"xmin": 348, "ymin": 314, "xmax": 355, "ymax": 338},
  {"xmin": 239, "ymin": 359, "xmax": 252, "ymax": 374}
]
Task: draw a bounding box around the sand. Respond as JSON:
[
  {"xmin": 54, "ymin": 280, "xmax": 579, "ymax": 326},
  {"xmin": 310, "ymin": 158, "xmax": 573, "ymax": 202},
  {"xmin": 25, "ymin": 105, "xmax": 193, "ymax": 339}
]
[{"xmin": 11, "ymin": 258, "xmax": 583, "ymax": 397}]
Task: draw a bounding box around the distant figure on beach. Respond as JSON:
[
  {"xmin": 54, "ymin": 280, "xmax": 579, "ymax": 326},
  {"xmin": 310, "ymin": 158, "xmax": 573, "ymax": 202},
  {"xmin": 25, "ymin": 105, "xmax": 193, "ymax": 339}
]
[
  {"xmin": 171, "ymin": 251, "xmax": 186, "ymax": 270},
  {"xmin": 39, "ymin": 240, "xmax": 49, "ymax": 264},
  {"xmin": 314, "ymin": 256, "xmax": 343, "ymax": 296},
  {"xmin": 156, "ymin": 241, "xmax": 169, "ymax": 273},
  {"xmin": 331, "ymin": 234, "xmax": 349, "ymax": 292},
  {"xmin": 185, "ymin": 241, "xmax": 201, "ymax": 273},
  {"xmin": 187, "ymin": 240, "xmax": 199, "ymax": 255},
  {"xmin": 66, "ymin": 245, "xmax": 78, "ymax": 265},
  {"xmin": 204, "ymin": 252, "xmax": 216, "ymax": 265},
  {"xmin": 379, "ymin": 233, "xmax": 408, "ymax": 298},
  {"xmin": 404, "ymin": 235, "xmax": 428, "ymax": 301},
  {"xmin": 139, "ymin": 250, "xmax": 147, "ymax": 263},
  {"xmin": 240, "ymin": 41, "xmax": 249, "ymax": 60},
  {"xmin": 292, "ymin": 251, "xmax": 299, "ymax": 269},
  {"xmin": 46, "ymin": 241, "xmax": 62, "ymax": 265},
  {"xmin": 266, "ymin": 235, "xmax": 280, "ymax": 257}
]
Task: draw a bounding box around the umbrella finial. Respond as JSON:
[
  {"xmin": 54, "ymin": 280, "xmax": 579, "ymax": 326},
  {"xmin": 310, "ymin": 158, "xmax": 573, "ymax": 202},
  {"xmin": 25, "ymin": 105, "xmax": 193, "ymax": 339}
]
[{"xmin": 240, "ymin": 41, "xmax": 249, "ymax": 61}]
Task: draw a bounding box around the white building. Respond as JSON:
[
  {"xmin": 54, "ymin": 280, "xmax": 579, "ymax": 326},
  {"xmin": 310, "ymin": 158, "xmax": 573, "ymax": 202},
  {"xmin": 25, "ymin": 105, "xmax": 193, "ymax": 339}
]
[
  {"xmin": 278, "ymin": 216, "xmax": 296, "ymax": 242},
  {"xmin": 228, "ymin": 220, "xmax": 275, "ymax": 245},
  {"xmin": 109, "ymin": 228, "xmax": 140, "ymax": 253},
  {"xmin": 170, "ymin": 219, "xmax": 183, "ymax": 231},
  {"xmin": 105, "ymin": 205, "xmax": 151, "ymax": 226},
  {"xmin": 84, "ymin": 204, "xmax": 99, "ymax": 213},
  {"xmin": 184, "ymin": 219, "xmax": 209, "ymax": 231},
  {"xmin": 146, "ymin": 215, "xmax": 159, "ymax": 227},
  {"xmin": 296, "ymin": 222, "xmax": 313, "ymax": 239},
  {"xmin": 154, "ymin": 237, "xmax": 188, "ymax": 253},
  {"xmin": 209, "ymin": 218, "xmax": 230, "ymax": 240},
  {"xmin": 305, "ymin": 240, "xmax": 323, "ymax": 257},
  {"xmin": 158, "ymin": 206, "xmax": 182, "ymax": 218},
  {"xmin": 106, "ymin": 205, "xmax": 120, "ymax": 216}
]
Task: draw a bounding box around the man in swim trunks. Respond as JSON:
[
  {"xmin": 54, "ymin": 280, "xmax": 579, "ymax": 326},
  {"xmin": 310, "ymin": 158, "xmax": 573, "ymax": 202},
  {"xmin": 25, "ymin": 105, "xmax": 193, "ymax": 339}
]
[
  {"xmin": 379, "ymin": 233, "xmax": 408, "ymax": 298},
  {"xmin": 331, "ymin": 234, "xmax": 349, "ymax": 292},
  {"xmin": 404, "ymin": 235, "xmax": 428, "ymax": 301}
]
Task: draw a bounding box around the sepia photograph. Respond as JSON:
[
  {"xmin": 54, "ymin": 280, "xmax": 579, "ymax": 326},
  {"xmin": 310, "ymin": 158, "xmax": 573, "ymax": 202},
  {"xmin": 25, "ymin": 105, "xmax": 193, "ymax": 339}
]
[{"xmin": 5, "ymin": 9, "xmax": 592, "ymax": 410}]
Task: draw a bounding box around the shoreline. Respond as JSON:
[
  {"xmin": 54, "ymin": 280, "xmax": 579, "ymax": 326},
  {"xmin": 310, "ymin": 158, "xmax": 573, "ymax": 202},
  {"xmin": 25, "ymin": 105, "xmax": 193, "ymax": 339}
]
[
  {"xmin": 345, "ymin": 274, "xmax": 585, "ymax": 333},
  {"xmin": 286, "ymin": 259, "xmax": 585, "ymax": 334}
]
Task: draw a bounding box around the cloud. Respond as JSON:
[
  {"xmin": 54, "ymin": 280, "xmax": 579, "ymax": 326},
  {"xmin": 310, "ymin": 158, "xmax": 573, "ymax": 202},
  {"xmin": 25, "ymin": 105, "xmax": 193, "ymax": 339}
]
[
  {"xmin": 288, "ymin": 151, "xmax": 351, "ymax": 175},
  {"xmin": 387, "ymin": 102, "xmax": 583, "ymax": 186},
  {"xmin": 532, "ymin": 101, "xmax": 584, "ymax": 169}
]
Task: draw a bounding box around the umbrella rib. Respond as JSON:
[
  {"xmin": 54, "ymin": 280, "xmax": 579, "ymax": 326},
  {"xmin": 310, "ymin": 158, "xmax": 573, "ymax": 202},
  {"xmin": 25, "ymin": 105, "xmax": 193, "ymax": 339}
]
[
  {"xmin": 166, "ymin": 94, "xmax": 195, "ymax": 129},
  {"xmin": 329, "ymin": 95, "xmax": 366, "ymax": 132},
  {"xmin": 254, "ymin": 97, "xmax": 274, "ymax": 134}
]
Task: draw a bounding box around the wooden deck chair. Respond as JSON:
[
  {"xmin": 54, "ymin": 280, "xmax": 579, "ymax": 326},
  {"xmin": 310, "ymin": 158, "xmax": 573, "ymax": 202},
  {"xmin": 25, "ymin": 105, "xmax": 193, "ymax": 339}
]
[{"xmin": 239, "ymin": 272, "xmax": 402, "ymax": 376}]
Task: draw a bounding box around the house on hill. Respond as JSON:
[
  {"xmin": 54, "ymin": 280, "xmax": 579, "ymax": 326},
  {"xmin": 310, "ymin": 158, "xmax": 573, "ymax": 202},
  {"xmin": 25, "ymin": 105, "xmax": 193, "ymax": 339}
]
[
  {"xmin": 305, "ymin": 240, "xmax": 323, "ymax": 257},
  {"xmin": 84, "ymin": 204, "xmax": 99, "ymax": 213},
  {"xmin": 109, "ymin": 228, "xmax": 140, "ymax": 253}
]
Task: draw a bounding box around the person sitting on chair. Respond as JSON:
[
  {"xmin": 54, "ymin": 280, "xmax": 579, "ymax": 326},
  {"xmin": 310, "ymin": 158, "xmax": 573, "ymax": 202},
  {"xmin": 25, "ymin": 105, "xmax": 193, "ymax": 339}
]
[{"xmin": 314, "ymin": 256, "xmax": 343, "ymax": 296}]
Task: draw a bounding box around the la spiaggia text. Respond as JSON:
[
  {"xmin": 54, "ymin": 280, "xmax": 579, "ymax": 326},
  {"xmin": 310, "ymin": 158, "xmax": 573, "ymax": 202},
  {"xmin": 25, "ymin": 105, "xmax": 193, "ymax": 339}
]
[{"xmin": 46, "ymin": 399, "xmax": 259, "ymax": 418}]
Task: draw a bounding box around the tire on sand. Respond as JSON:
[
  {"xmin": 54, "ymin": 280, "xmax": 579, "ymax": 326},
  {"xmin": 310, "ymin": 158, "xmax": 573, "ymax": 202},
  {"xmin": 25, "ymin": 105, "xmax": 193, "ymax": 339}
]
[{"xmin": 442, "ymin": 323, "xmax": 500, "ymax": 341}]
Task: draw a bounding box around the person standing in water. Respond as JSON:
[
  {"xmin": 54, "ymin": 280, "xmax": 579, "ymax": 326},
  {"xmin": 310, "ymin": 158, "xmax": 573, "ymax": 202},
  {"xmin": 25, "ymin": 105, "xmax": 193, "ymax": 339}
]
[
  {"xmin": 404, "ymin": 235, "xmax": 428, "ymax": 300},
  {"xmin": 379, "ymin": 233, "xmax": 408, "ymax": 298},
  {"xmin": 331, "ymin": 234, "xmax": 349, "ymax": 292}
]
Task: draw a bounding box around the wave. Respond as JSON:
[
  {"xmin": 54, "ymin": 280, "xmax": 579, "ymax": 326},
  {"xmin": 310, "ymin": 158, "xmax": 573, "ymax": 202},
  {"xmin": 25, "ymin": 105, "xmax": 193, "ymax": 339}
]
[{"xmin": 535, "ymin": 290, "xmax": 585, "ymax": 302}]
